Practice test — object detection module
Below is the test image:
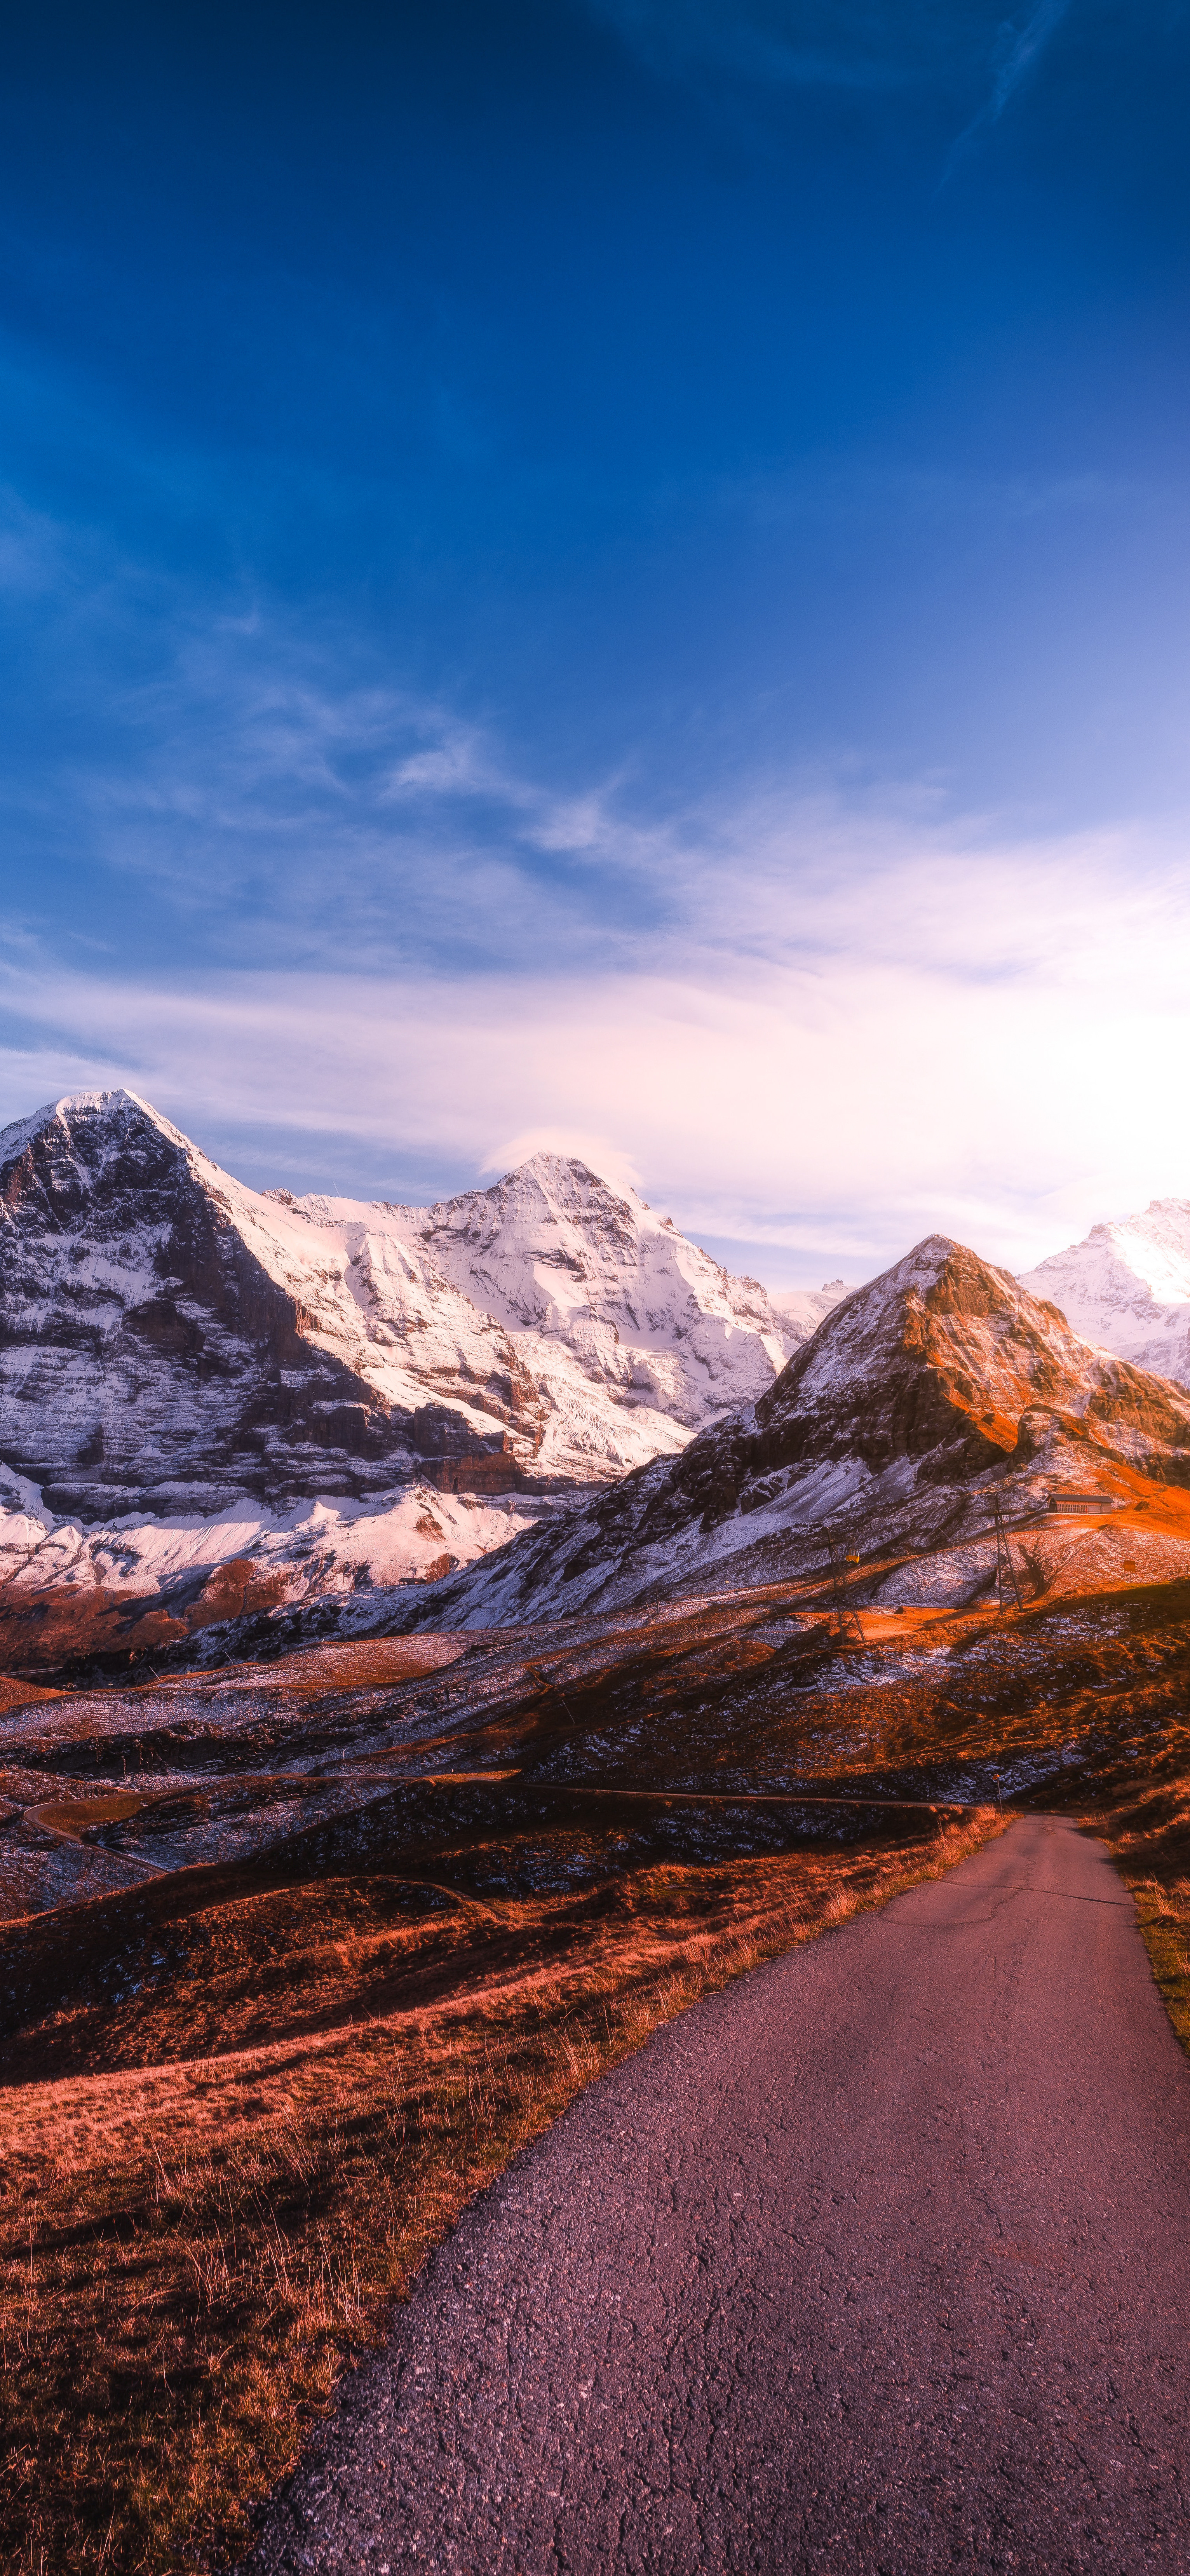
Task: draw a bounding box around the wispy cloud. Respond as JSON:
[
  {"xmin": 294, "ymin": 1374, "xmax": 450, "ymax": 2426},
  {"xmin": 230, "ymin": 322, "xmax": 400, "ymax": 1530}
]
[
  {"xmin": 941, "ymin": 0, "xmax": 1073, "ymax": 183},
  {"xmin": 988, "ymin": 0, "xmax": 1072, "ymax": 119},
  {"xmin": 587, "ymin": 0, "xmax": 1082, "ymax": 228},
  {"xmin": 578, "ymin": 2, "xmax": 992, "ymax": 96},
  {"xmin": 5, "ymin": 803, "xmax": 1190, "ymax": 1276},
  {"xmin": 4, "ymin": 501, "xmax": 1188, "ymax": 1279},
  {"xmin": 3, "ymin": 587, "xmax": 669, "ymax": 980},
  {"xmin": 5, "ymin": 445, "xmax": 1159, "ymax": 999}
]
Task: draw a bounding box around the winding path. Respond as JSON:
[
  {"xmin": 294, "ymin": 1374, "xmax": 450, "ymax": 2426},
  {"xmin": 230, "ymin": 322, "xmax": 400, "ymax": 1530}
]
[{"xmin": 256, "ymin": 1817, "xmax": 1190, "ymax": 2574}]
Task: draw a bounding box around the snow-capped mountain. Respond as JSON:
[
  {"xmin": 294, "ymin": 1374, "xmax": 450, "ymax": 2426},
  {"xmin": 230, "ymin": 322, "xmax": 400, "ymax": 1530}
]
[
  {"xmin": 416, "ymin": 1234, "xmax": 1190, "ymax": 1628},
  {"xmin": 0, "ymin": 1090, "xmax": 839, "ymax": 1655},
  {"xmin": 1019, "ymin": 1201, "xmax": 1190, "ymax": 1386},
  {"xmin": 770, "ymin": 1279, "xmax": 852, "ymax": 1337},
  {"xmin": 301, "ymin": 1152, "xmax": 810, "ymax": 1477}
]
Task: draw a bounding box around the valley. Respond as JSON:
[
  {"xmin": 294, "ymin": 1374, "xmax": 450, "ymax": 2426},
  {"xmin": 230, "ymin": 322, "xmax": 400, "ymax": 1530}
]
[
  {"xmin": 7, "ymin": 1095, "xmax": 1190, "ymax": 2571},
  {"xmin": 5, "ymin": 1557, "xmax": 1190, "ymax": 2573}
]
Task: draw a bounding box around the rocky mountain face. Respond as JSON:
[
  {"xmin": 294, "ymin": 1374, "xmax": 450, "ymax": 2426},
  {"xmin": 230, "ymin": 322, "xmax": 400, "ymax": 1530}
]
[
  {"xmin": 420, "ymin": 1234, "xmax": 1190, "ymax": 1628},
  {"xmin": 0, "ymin": 1092, "xmax": 416, "ymax": 1527},
  {"xmin": 0, "ymin": 1091, "xmax": 833, "ymax": 1657},
  {"xmin": 304, "ymin": 1150, "xmax": 807, "ymax": 1478},
  {"xmin": 1019, "ymin": 1201, "xmax": 1190, "ymax": 1387}
]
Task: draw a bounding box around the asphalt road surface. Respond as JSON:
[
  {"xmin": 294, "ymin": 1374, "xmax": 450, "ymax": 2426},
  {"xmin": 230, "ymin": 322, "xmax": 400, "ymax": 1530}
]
[{"xmin": 255, "ymin": 1816, "xmax": 1190, "ymax": 2574}]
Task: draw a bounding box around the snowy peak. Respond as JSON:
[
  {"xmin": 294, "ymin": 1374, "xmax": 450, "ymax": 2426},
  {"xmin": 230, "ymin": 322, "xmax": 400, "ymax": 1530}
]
[
  {"xmin": 0, "ymin": 1087, "xmax": 439, "ymax": 1530},
  {"xmin": 0, "ymin": 1087, "xmax": 188, "ymax": 1201},
  {"xmin": 0, "ymin": 1093, "xmax": 827, "ymax": 1561},
  {"xmin": 395, "ymin": 1150, "xmax": 793, "ymax": 1368},
  {"xmin": 412, "ymin": 1152, "xmax": 672, "ymax": 1336},
  {"xmin": 0, "ymin": 1086, "xmax": 159, "ymax": 1150},
  {"xmin": 290, "ymin": 1149, "xmax": 807, "ymax": 1459},
  {"xmin": 1085, "ymin": 1199, "xmax": 1190, "ymax": 1306},
  {"xmin": 770, "ymin": 1278, "xmax": 854, "ymax": 1338},
  {"xmin": 1019, "ymin": 1199, "xmax": 1190, "ymax": 1386}
]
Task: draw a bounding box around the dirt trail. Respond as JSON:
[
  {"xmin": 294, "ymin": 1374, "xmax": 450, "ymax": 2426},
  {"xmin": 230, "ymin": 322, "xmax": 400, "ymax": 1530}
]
[{"xmin": 254, "ymin": 1816, "xmax": 1190, "ymax": 2574}]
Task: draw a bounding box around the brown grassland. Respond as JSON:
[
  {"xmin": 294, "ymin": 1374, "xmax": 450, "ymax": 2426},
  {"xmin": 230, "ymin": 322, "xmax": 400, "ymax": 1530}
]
[
  {"xmin": 0, "ymin": 1813, "xmax": 996, "ymax": 2575},
  {"xmin": 1089, "ymin": 1747, "xmax": 1190, "ymax": 2062},
  {"xmin": 5, "ymin": 1569, "xmax": 1190, "ymax": 2572}
]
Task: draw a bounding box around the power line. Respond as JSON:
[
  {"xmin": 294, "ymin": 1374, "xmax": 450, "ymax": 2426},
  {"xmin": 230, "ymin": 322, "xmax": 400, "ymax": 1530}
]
[
  {"xmin": 824, "ymin": 1532, "xmax": 865, "ymax": 1645},
  {"xmin": 992, "ymin": 1498, "xmax": 1023, "ymax": 1614}
]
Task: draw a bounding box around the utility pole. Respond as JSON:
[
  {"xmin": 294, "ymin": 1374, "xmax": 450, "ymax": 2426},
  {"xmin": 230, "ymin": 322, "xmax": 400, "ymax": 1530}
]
[
  {"xmin": 526, "ymin": 1659, "xmax": 582, "ymax": 1733},
  {"xmin": 825, "ymin": 1533, "xmax": 865, "ymax": 1645},
  {"xmin": 992, "ymin": 1499, "xmax": 1023, "ymax": 1615}
]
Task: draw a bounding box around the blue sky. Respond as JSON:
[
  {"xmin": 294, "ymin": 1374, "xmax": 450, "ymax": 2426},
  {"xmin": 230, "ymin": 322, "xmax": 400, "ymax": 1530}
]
[{"xmin": 2, "ymin": 0, "xmax": 1189, "ymax": 1279}]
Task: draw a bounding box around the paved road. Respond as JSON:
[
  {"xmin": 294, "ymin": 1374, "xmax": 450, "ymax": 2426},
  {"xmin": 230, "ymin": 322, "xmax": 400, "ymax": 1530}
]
[{"xmin": 255, "ymin": 1817, "xmax": 1190, "ymax": 2574}]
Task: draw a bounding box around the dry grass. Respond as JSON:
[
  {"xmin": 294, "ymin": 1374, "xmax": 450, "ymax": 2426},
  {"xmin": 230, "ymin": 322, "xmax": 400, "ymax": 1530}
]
[
  {"xmin": 1128, "ymin": 1872, "xmax": 1190, "ymax": 2056},
  {"xmin": 0, "ymin": 1809, "xmax": 999, "ymax": 2574},
  {"xmin": 11, "ymin": 1536, "xmax": 1190, "ymax": 2574},
  {"xmin": 1080, "ymin": 1733, "xmax": 1190, "ymax": 2060}
]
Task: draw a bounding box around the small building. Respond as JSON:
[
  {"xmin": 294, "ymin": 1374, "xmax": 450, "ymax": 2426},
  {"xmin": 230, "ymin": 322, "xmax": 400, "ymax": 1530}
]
[{"xmin": 1047, "ymin": 1491, "xmax": 1121, "ymax": 1515}]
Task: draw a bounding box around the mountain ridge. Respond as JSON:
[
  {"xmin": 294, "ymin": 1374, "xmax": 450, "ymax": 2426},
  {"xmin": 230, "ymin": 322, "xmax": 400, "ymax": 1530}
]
[
  {"xmin": 0, "ymin": 1089, "xmax": 837, "ymax": 1661},
  {"xmin": 408, "ymin": 1232, "xmax": 1190, "ymax": 1632},
  {"xmin": 7, "ymin": 1089, "xmax": 1190, "ymax": 1673}
]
